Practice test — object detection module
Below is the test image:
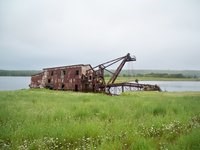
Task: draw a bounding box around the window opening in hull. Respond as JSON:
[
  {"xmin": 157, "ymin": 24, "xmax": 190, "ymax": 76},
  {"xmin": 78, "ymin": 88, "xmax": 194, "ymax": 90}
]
[
  {"xmin": 75, "ymin": 84, "xmax": 78, "ymax": 91},
  {"xmin": 76, "ymin": 70, "xmax": 79, "ymax": 75}
]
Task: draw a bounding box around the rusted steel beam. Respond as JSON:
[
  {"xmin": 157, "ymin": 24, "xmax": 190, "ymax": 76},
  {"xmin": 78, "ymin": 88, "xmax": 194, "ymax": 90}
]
[{"xmin": 106, "ymin": 82, "xmax": 161, "ymax": 92}]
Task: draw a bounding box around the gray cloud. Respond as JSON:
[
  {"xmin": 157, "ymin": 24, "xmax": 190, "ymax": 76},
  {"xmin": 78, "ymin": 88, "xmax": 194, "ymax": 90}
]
[{"xmin": 0, "ymin": 0, "xmax": 200, "ymax": 70}]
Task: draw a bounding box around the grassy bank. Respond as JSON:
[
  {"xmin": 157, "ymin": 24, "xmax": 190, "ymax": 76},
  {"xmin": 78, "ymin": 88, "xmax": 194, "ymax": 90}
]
[
  {"xmin": 0, "ymin": 90, "xmax": 200, "ymax": 149},
  {"xmin": 113, "ymin": 76, "xmax": 200, "ymax": 82}
]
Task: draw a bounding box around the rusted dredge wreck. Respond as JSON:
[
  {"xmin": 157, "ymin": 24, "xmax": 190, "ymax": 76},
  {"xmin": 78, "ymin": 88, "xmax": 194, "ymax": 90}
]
[{"xmin": 30, "ymin": 53, "xmax": 161, "ymax": 94}]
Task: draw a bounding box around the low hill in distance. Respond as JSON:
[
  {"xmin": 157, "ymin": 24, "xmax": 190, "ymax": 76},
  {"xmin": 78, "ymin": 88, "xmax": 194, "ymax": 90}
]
[
  {"xmin": 1, "ymin": 69, "xmax": 200, "ymax": 79},
  {"xmin": 0, "ymin": 70, "xmax": 42, "ymax": 76},
  {"xmin": 121, "ymin": 69, "xmax": 200, "ymax": 78},
  {"xmin": 110, "ymin": 69, "xmax": 200, "ymax": 79}
]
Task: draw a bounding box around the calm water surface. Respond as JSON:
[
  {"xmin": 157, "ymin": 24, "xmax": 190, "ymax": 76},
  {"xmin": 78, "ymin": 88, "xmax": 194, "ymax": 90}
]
[
  {"xmin": 0, "ymin": 77, "xmax": 30, "ymax": 91},
  {"xmin": 0, "ymin": 77, "xmax": 200, "ymax": 92},
  {"xmin": 139, "ymin": 81, "xmax": 200, "ymax": 92}
]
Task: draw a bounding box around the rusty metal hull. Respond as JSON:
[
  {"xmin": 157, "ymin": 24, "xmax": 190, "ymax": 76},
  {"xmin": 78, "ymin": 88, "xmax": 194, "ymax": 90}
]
[
  {"xmin": 30, "ymin": 64, "xmax": 94, "ymax": 92},
  {"xmin": 106, "ymin": 82, "xmax": 161, "ymax": 95}
]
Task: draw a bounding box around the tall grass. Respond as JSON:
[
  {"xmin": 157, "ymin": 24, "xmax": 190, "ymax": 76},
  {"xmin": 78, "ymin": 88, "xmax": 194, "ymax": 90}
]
[{"xmin": 0, "ymin": 89, "xmax": 200, "ymax": 149}]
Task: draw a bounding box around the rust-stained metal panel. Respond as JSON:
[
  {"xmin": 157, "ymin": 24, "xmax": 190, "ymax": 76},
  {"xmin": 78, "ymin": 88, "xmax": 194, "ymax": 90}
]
[
  {"xmin": 30, "ymin": 64, "xmax": 94, "ymax": 92},
  {"xmin": 29, "ymin": 72, "xmax": 44, "ymax": 88}
]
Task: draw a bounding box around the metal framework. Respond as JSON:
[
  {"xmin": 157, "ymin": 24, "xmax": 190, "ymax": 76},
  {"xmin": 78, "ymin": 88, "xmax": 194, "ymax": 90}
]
[
  {"xmin": 84, "ymin": 53, "xmax": 161, "ymax": 94},
  {"xmin": 30, "ymin": 53, "xmax": 161, "ymax": 95}
]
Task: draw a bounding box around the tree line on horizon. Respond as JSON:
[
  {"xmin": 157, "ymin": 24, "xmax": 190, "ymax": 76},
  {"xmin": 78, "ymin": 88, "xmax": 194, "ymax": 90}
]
[
  {"xmin": 0, "ymin": 69, "xmax": 200, "ymax": 78},
  {"xmin": 0, "ymin": 70, "xmax": 42, "ymax": 76}
]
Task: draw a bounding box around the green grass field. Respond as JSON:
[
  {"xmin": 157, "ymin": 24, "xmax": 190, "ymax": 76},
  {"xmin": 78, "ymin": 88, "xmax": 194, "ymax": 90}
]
[
  {"xmin": 0, "ymin": 90, "xmax": 200, "ymax": 149},
  {"xmin": 113, "ymin": 76, "xmax": 200, "ymax": 82}
]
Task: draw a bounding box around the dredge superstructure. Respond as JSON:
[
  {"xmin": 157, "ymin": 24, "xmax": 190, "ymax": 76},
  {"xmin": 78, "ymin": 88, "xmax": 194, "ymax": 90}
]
[{"xmin": 30, "ymin": 53, "xmax": 161, "ymax": 94}]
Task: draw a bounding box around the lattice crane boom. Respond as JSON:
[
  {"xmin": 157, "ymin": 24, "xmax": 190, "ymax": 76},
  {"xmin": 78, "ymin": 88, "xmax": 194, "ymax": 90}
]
[
  {"xmin": 107, "ymin": 53, "xmax": 136, "ymax": 85},
  {"xmin": 85, "ymin": 53, "xmax": 136, "ymax": 92}
]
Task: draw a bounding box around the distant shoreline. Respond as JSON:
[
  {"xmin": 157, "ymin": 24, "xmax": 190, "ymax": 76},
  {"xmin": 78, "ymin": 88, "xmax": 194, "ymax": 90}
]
[
  {"xmin": 0, "ymin": 70, "xmax": 42, "ymax": 76},
  {"xmin": 0, "ymin": 69, "xmax": 200, "ymax": 81},
  {"xmin": 113, "ymin": 76, "xmax": 200, "ymax": 82}
]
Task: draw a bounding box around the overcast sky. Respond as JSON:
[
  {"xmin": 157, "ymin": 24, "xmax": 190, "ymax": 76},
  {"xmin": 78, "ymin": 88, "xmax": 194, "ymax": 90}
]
[{"xmin": 0, "ymin": 0, "xmax": 200, "ymax": 70}]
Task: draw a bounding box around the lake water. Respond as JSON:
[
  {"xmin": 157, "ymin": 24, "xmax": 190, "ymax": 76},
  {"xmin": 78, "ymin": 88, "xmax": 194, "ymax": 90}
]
[
  {"xmin": 0, "ymin": 77, "xmax": 31, "ymax": 91},
  {"xmin": 139, "ymin": 81, "xmax": 200, "ymax": 92},
  {"xmin": 0, "ymin": 77, "xmax": 200, "ymax": 92}
]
